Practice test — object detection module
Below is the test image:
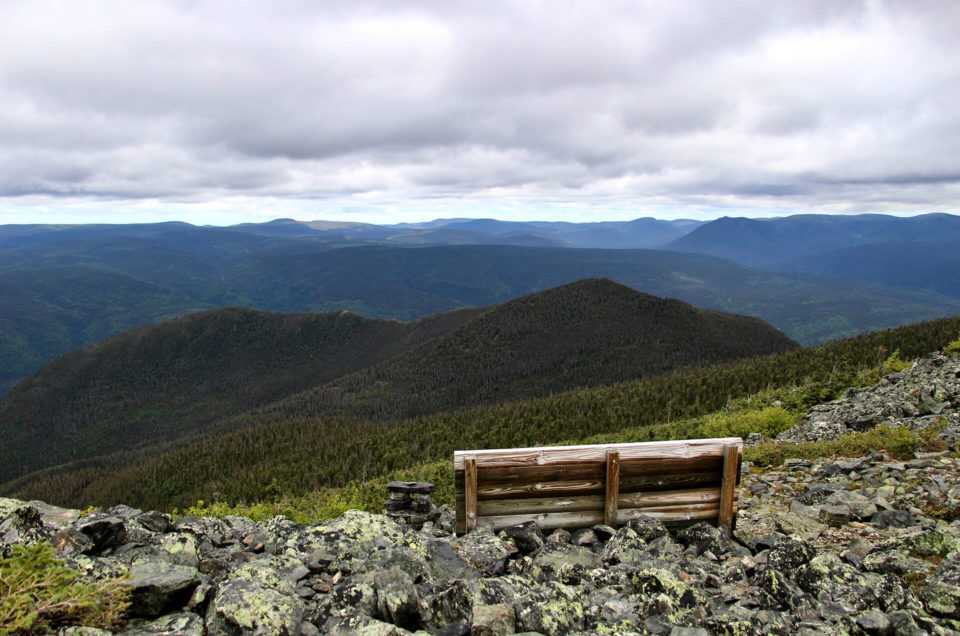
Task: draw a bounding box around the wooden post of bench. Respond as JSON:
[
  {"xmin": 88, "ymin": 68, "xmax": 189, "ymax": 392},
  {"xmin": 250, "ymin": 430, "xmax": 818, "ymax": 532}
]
[
  {"xmin": 604, "ymin": 450, "xmax": 620, "ymax": 526},
  {"xmin": 464, "ymin": 455, "xmax": 478, "ymax": 533},
  {"xmin": 717, "ymin": 443, "xmax": 738, "ymax": 533}
]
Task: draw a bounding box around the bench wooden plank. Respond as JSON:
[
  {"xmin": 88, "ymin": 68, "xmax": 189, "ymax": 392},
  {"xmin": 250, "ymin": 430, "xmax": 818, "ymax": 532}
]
[
  {"xmin": 453, "ymin": 437, "xmax": 742, "ymax": 470},
  {"xmin": 468, "ymin": 454, "xmax": 724, "ymax": 486},
  {"xmin": 476, "ymin": 487, "xmax": 736, "ymax": 516},
  {"xmin": 456, "ymin": 469, "xmax": 723, "ymax": 501}
]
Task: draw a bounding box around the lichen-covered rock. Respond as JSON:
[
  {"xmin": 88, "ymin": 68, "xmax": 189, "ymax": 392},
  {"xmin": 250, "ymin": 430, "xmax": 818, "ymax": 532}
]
[
  {"xmin": 205, "ymin": 577, "xmax": 305, "ymax": 635},
  {"xmin": 232, "ymin": 553, "xmax": 309, "ymax": 594},
  {"xmin": 764, "ymin": 535, "xmax": 817, "ymax": 572},
  {"xmin": 451, "ymin": 526, "xmax": 511, "ymax": 575},
  {"xmin": 374, "ymin": 567, "xmax": 420, "ymax": 629},
  {"xmin": 121, "ymin": 559, "xmax": 201, "ymax": 618},
  {"xmin": 529, "ymin": 542, "xmax": 600, "ymax": 581},
  {"xmin": 500, "ymin": 521, "xmax": 544, "ymax": 554},
  {"xmin": 419, "ymin": 579, "xmax": 472, "ymax": 630},
  {"xmin": 601, "ymin": 523, "xmax": 650, "ymax": 566},
  {"xmin": 122, "ymin": 611, "xmax": 205, "ymax": 635},
  {"xmin": 117, "ymin": 531, "xmax": 200, "ymax": 568},
  {"xmin": 423, "ymin": 539, "xmax": 479, "ymax": 584},
  {"xmin": 1, "ymin": 501, "xmax": 52, "ymax": 547},
  {"xmin": 794, "ymin": 552, "xmax": 876, "ymax": 612},
  {"xmin": 75, "ymin": 513, "xmax": 128, "ymax": 553},
  {"xmin": 471, "ymin": 602, "xmax": 515, "ymax": 635},
  {"xmin": 676, "ymin": 522, "xmax": 732, "ymax": 557},
  {"xmin": 322, "ymin": 580, "xmax": 378, "ymax": 622},
  {"xmin": 630, "ymin": 565, "xmax": 705, "ymax": 619},
  {"xmin": 293, "ymin": 510, "xmax": 424, "ymax": 574},
  {"xmin": 513, "ymin": 580, "xmax": 585, "ymax": 634}
]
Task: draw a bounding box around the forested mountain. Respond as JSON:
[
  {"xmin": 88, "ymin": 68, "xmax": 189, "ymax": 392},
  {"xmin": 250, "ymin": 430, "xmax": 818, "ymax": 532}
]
[
  {"xmin": 0, "ymin": 266, "xmax": 211, "ymax": 395},
  {"xmin": 0, "ymin": 281, "xmax": 794, "ymax": 485},
  {"xmin": 8, "ymin": 313, "xmax": 959, "ymax": 513},
  {"xmin": 773, "ymin": 236, "xmax": 960, "ymax": 300},
  {"xmin": 254, "ymin": 278, "xmax": 797, "ymax": 422},
  {"xmin": 666, "ymin": 213, "xmax": 960, "ymax": 266}
]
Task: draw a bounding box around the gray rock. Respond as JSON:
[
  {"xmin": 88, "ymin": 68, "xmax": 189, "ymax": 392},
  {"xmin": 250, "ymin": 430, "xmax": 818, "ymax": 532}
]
[
  {"xmin": 513, "ymin": 581, "xmax": 585, "ymax": 635},
  {"xmin": 425, "ymin": 539, "xmax": 480, "ymax": 583},
  {"xmin": 452, "ymin": 527, "xmax": 511, "ymax": 575},
  {"xmin": 818, "ymin": 503, "xmax": 851, "ymax": 527},
  {"xmin": 472, "ymin": 603, "xmax": 515, "ymax": 635},
  {"xmin": 121, "ymin": 612, "xmax": 204, "ymax": 635},
  {"xmin": 120, "ymin": 559, "xmax": 200, "ymax": 618},
  {"xmin": 501, "ymin": 521, "xmax": 545, "ymax": 554},
  {"xmin": 530, "ymin": 542, "xmax": 600, "ymax": 581},
  {"xmin": 856, "ymin": 608, "xmax": 890, "ymax": 635},
  {"xmin": 375, "ymin": 567, "xmax": 420, "ymax": 629},
  {"xmin": 420, "ymin": 580, "xmax": 472, "ymax": 630},
  {"xmin": 872, "ymin": 509, "xmax": 917, "ymax": 529},
  {"xmin": 206, "ymin": 577, "xmax": 305, "ymax": 636}
]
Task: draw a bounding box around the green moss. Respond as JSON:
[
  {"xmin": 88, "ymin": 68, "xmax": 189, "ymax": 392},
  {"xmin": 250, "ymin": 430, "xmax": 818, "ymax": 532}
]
[{"xmin": 0, "ymin": 542, "xmax": 130, "ymax": 635}]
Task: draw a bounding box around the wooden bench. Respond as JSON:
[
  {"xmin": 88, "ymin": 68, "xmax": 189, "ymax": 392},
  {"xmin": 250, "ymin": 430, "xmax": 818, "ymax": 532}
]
[{"xmin": 454, "ymin": 437, "xmax": 742, "ymax": 536}]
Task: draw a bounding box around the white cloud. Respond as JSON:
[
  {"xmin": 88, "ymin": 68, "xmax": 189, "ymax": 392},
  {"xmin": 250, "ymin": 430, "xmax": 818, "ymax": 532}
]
[{"xmin": 1, "ymin": 0, "xmax": 958, "ymax": 224}]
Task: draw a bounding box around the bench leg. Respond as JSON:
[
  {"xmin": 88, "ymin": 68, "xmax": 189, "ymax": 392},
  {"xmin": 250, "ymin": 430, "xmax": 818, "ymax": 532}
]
[
  {"xmin": 465, "ymin": 455, "xmax": 478, "ymax": 533},
  {"xmin": 604, "ymin": 450, "xmax": 620, "ymax": 527},
  {"xmin": 718, "ymin": 443, "xmax": 739, "ymax": 533}
]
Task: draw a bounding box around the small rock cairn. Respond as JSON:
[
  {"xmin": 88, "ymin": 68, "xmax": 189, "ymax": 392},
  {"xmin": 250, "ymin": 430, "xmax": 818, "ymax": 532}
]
[{"xmin": 384, "ymin": 481, "xmax": 440, "ymax": 529}]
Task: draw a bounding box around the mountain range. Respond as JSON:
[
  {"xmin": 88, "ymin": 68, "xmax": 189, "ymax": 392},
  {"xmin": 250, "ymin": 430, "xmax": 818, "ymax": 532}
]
[{"xmin": 2, "ymin": 212, "xmax": 959, "ymax": 395}]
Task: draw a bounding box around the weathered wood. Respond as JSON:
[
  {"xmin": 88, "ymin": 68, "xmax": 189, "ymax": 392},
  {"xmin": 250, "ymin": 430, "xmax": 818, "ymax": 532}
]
[
  {"xmin": 455, "ymin": 464, "xmax": 723, "ymax": 500},
  {"xmin": 718, "ymin": 443, "xmax": 739, "ymax": 533},
  {"xmin": 454, "ymin": 438, "xmax": 742, "ymax": 535},
  {"xmin": 453, "ymin": 437, "xmax": 742, "ymax": 470},
  {"xmin": 464, "ymin": 455, "xmax": 723, "ymax": 486},
  {"xmin": 604, "ymin": 450, "xmax": 620, "ymax": 526},
  {"xmin": 481, "ymin": 505, "xmax": 721, "ymax": 531},
  {"xmin": 458, "ymin": 472, "xmax": 720, "ymax": 499},
  {"xmin": 464, "ymin": 456, "xmax": 478, "ymax": 534},
  {"xmin": 476, "ymin": 487, "xmax": 736, "ymax": 517}
]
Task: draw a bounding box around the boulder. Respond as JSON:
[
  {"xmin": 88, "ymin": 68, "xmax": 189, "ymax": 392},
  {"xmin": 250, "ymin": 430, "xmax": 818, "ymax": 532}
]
[{"xmin": 120, "ymin": 559, "xmax": 201, "ymax": 618}]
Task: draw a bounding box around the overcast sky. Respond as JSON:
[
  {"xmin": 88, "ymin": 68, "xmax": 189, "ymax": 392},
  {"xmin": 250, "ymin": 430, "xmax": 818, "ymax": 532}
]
[{"xmin": 2, "ymin": 0, "xmax": 959, "ymax": 225}]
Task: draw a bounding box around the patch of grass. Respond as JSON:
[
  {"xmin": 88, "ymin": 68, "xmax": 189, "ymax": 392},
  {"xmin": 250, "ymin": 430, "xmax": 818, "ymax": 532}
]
[
  {"xmin": 0, "ymin": 542, "xmax": 129, "ymax": 635},
  {"xmin": 745, "ymin": 425, "xmax": 921, "ymax": 467},
  {"xmin": 175, "ymin": 460, "xmax": 453, "ymax": 525}
]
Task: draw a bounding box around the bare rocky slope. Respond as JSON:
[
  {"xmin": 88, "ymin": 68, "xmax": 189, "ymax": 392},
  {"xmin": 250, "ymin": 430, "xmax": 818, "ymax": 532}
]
[{"xmin": 3, "ymin": 350, "xmax": 960, "ymax": 635}]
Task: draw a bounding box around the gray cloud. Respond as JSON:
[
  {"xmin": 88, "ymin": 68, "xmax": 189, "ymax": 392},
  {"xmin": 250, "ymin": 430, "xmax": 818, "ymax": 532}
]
[{"xmin": 1, "ymin": 0, "xmax": 959, "ymax": 223}]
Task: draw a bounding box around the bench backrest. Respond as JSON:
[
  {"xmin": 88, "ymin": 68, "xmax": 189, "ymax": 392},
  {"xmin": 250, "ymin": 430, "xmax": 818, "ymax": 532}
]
[{"xmin": 454, "ymin": 437, "xmax": 742, "ymax": 535}]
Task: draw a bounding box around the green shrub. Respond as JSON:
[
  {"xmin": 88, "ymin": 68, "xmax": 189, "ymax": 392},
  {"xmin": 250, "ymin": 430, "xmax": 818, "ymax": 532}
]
[
  {"xmin": 944, "ymin": 338, "xmax": 960, "ymax": 354},
  {"xmin": 0, "ymin": 542, "xmax": 129, "ymax": 635},
  {"xmin": 697, "ymin": 406, "xmax": 796, "ymax": 439}
]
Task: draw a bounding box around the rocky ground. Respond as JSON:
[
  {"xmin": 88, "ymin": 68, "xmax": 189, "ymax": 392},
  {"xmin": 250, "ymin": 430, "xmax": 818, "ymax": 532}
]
[{"xmin": 2, "ymin": 350, "xmax": 959, "ymax": 635}]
